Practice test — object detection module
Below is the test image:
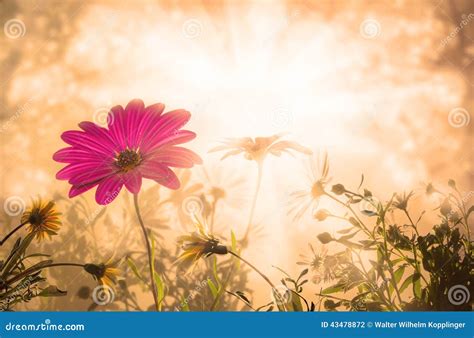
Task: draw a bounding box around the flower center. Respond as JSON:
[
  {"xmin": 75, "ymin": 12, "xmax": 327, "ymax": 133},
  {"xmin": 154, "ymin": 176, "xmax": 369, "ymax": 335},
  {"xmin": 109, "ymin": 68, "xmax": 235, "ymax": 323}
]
[
  {"xmin": 311, "ymin": 181, "xmax": 325, "ymax": 199},
  {"xmin": 115, "ymin": 149, "xmax": 141, "ymax": 172},
  {"xmin": 28, "ymin": 209, "xmax": 44, "ymax": 227}
]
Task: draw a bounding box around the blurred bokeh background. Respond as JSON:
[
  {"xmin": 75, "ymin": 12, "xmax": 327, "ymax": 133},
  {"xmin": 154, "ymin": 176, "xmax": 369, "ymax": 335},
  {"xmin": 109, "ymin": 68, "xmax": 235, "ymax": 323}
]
[{"xmin": 0, "ymin": 0, "xmax": 472, "ymax": 310}]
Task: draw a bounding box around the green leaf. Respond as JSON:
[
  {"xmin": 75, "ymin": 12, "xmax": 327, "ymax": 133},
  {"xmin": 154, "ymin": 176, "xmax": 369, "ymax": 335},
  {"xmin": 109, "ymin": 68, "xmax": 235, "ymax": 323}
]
[
  {"xmin": 231, "ymin": 230, "xmax": 237, "ymax": 252},
  {"xmin": 207, "ymin": 279, "xmax": 218, "ymax": 298},
  {"xmin": 288, "ymin": 290, "xmax": 303, "ymax": 311},
  {"xmin": 297, "ymin": 268, "xmax": 309, "ymax": 282},
  {"xmin": 235, "ymin": 291, "xmax": 251, "ymax": 304},
  {"xmin": 413, "ymin": 273, "xmax": 421, "ymax": 299},
  {"xmin": 337, "ymin": 227, "xmax": 353, "ymax": 234},
  {"xmin": 399, "ymin": 274, "xmax": 413, "ymax": 294},
  {"xmin": 349, "ymin": 217, "xmax": 360, "ymax": 227},
  {"xmin": 338, "ymin": 231, "xmax": 359, "ymax": 241},
  {"xmin": 38, "ymin": 285, "xmax": 67, "ymax": 297},
  {"xmin": 321, "ymin": 283, "xmax": 345, "ymax": 295},
  {"xmin": 153, "ymin": 272, "xmax": 165, "ymax": 310},
  {"xmin": 126, "ymin": 257, "xmax": 144, "ymax": 282},
  {"xmin": 393, "ymin": 265, "xmax": 405, "ymax": 284},
  {"xmin": 212, "ymin": 256, "xmax": 220, "ymax": 289}
]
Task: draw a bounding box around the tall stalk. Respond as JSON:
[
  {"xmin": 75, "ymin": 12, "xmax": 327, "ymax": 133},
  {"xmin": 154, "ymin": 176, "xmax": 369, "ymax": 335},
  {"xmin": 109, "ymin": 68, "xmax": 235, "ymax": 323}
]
[
  {"xmin": 0, "ymin": 221, "xmax": 27, "ymax": 246},
  {"xmin": 133, "ymin": 193, "xmax": 159, "ymax": 311},
  {"xmin": 242, "ymin": 162, "xmax": 263, "ymax": 243}
]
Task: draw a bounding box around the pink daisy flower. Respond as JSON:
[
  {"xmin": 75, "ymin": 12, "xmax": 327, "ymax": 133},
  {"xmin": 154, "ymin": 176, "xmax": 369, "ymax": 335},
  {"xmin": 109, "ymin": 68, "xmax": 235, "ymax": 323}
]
[{"xmin": 53, "ymin": 99, "xmax": 202, "ymax": 205}]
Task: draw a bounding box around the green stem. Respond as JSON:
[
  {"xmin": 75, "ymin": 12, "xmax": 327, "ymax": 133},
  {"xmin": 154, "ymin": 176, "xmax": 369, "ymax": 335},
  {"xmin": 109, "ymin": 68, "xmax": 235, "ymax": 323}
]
[
  {"xmin": 242, "ymin": 162, "xmax": 263, "ymax": 243},
  {"xmin": 228, "ymin": 250, "xmax": 286, "ymax": 310},
  {"xmin": 6, "ymin": 263, "xmax": 84, "ymax": 285},
  {"xmin": 133, "ymin": 193, "xmax": 159, "ymax": 311},
  {"xmin": 0, "ymin": 222, "xmax": 28, "ymax": 246}
]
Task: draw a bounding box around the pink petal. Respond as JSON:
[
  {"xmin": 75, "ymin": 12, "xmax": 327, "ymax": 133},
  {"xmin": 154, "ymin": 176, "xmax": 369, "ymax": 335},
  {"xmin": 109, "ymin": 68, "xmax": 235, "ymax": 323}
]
[
  {"xmin": 146, "ymin": 130, "xmax": 197, "ymax": 152},
  {"xmin": 69, "ymin": 184, "xmax": 97, "ymax": 198},
  {"xmin": 68, "ymin": 166, "xmax": 116, "ymax": 185},
  {"xmin": 79, "ymin": 121, "xmax": 117, "ymax": 149},
  {"xmin": 61, "ymin": 130, "xmax": 114, "ymax": 156},
  {"xmin": 145, "ymin": 103, "xmax": 165, "ymax": 117},
  {"xmin": 95, "ymin": 176, "xmax": 124, "ymax": 205},
  {"xmin": 107, "ymin": 105, "xmax": 127, "ymax": 149},
  {"xmin": 123, "ymin": 99, "xmax": 145, "ymax": 148},
  {"xmin": 141, "ymin": 110, "xmax": 191, "ymax": 152},
  {"xmin": 53, "ymin": 147, "xmax": 106, "ymax": 163},
  {"xmin": 147, "ymin": 147, "xmax": 202, "ymax": 168},
  {"xmin": 131, "ymin": 103, "xmax": 165, "ymax": 148},
  {"xmin": 56, "ymin": 162, "xmax": 109, "ymax": 181},
  {"xmin": 123, "ymin": 170, "xmax": 142, "ymax": 194},
  {"xmin": 139, "ymin": 162, "xmax": 180, "ymax": 189}
]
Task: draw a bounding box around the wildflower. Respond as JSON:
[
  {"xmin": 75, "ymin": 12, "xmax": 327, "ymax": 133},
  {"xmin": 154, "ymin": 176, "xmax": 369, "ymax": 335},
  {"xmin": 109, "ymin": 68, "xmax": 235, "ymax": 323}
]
[
  {"xmin": 84, "ymin": 260, "xmax": 121, "ymax": 286},
  {"xmin": 297, "ymin": 244, "xmax": 327, "ymax": 272},
  {"xmin": 53, "ymin": 99, "xmax": 202, "ymax": 205},
  {"xmin": 21, "ymin": 199, "xmax": 61, "ymax": 241},
  {"xmin": 393, "ymin": 191, "xmax": 414, "ymax": 211},
  {"xmin": 297, "ymin": 244, "xmax": 338, "ymax": 284},
  {"xmin": 176, "ymin": 217, "xmax": 228, "ymax": 269},
  {"xmin": 209, "ymin": 133, "xmax": 312, "ymax": 164},
  {"xmin": 289, "ymin": 152, "xmax": 330, "ymax": 221}
]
